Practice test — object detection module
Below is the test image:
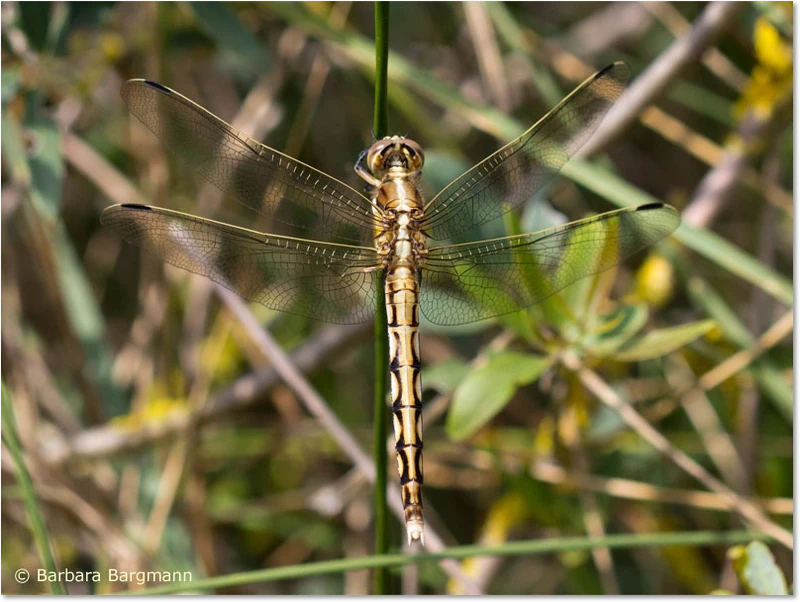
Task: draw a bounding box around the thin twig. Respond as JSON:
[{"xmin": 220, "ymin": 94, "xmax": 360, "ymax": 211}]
[
  {"xmin": 527, "ymin": 460, "xmax": 793, "ymax": 515},
  {"xmin": 561, "ymin": 352, "xmax": 793, "ymax": 550},
  {"xmin": 665, "ymin": 355, "xmax": 746, "ymax": 490},
  {"xmin": 696, "ymin": 311, "xmax": 793, "ymax": 393},
  {"xmin": 567, "ymin": 419, "xmax": 619, "ymax": 594},
  {"xmin": 739, "ymin": 145, "xmax": 783, "ymax": 492},
  {"xmin": 645, "ymin": 310, "xmax": 793, "ymax": 426},
  {"xmin": 642, "ymin": 1, "xmax": 749, "ymax": 92},
  {"xmin": 639, "ymin": 106, "xmax": 793, "ymax": 215},
  {"xmin": 681, "ymin": 113, "xmax": 781, "ymax": 228},
  {"xmin": 580, "ymin": 1, "xmax": 744, "ymax": 156}
]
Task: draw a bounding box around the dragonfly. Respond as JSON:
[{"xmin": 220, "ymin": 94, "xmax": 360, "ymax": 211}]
[{"xmin": 101, "ymin": 62, "xmax": 680, "ymax": 546}]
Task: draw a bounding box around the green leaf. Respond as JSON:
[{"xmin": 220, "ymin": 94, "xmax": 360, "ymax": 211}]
[
  {"xmin": 751, "ymin": 364, "xmax": 793, "ymax": 421},
  {"xmin": 423, "ymin": 360, "xmax": 470, "ymax": 394},
  {"xmin": 2, "ymin": 383, "xmax": 65, "ymax": 594},
  {"xmin": 669, "ymin": 81, "xmax": 735, "ymax": 127},
  {"xmin": 586, "ymin": 302, "xmax": 649, "ymax": 357},
  {"xmin": 678, "ymin": 224, "xmax": 793, "ymax": 306},
  {"xmin": 687, "ymin": 278, "xmax": 753, "ymax": 348},
  {"xmin": 189, "ymin": 2, "xmax": 271, "ymax": 75},
  {"xmin": 447, "ymin": 352, "xmax": 549, "ymax": 441},
  {"xmin": 610, "ymin": 320, "xmax": 716, "ymax": 362},
  {"xmin": 1, "ymin": 110, "xmax": 31, "ymax": 186},
  {"xmin": 729, "ymin": 541, "xmax": 788, "ymax": 595},
  {"xmin": 1, "ymin": 67, "xmax": 22, "ymax": 104},
  {"xmin": 25, "ymin": 115, "xmax": 63, "ymax": 218}
]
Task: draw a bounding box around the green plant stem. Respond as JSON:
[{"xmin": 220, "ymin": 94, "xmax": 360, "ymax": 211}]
[
  {"xmin": 1, "ymin": 383, "xmax": 65, "ymax": 595},
  {"xmin": 373, "ymin": 2, "xmax": 390, "ymax": 138},
  {"xmin": 372, "ymin": 0, "xmax": 391, "ymax": 596},
  {"xmin": 131, "ymin": 530, "xmax": 768, "ymax": 595}
]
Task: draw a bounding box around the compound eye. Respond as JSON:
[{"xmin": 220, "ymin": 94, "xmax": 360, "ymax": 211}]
[
  {"xmin": 404, "ymin": 140, "xmax": 425, "ymax": 170},
  {"xmin": 366, "ymin": 138, "xmax": 393, "ymax": 174}
]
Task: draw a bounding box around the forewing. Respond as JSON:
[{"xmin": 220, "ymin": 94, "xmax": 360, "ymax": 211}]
[
  {"xmin": 422, "ymin": 63, "xmax": 630, "ymax": 241},
  {"xmin": 101, "ymin": 204, "xmax": 380, "ymax": 324},
  {"xmin": 122, "ymin": 80, "xmax": 378, "ymax": 244},
  {"xmin": 420, "ymin": 203, "xmax": 680, "ymax": 326}
]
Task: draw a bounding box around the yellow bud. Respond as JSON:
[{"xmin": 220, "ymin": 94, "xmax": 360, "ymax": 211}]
[
  {"xmin": 534, "ymin": 414, "xmax": 555, "ymax": 456},
  {"xmin": 636, "ymin": 254, "xmax": 675, "ymax": 307},
  {"xmin": 100, "ymin": 33, "xmax": 126, "ymax": 62}
]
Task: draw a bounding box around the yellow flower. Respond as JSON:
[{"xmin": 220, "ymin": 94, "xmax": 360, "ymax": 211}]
[
  {"xmin": 111, "ymin": 395, "xmax": 189, "ymax": 430},
  {"xmin": 754, "ymin": 17, "xmax": 792, "ymax": 74},
  {"xmin": 734, "ymin": 17, "xmax": 793, "ymax": 119}
]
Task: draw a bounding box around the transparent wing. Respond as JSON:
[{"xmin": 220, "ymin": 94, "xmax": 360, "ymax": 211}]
[
  {"xmin": 422, "ymin": 63, "xmax": 630, "ymax": 241},
  {"xmin": 420, "ymin": 203, "xmax": 680, "ymax": 326},
  {"xmin": 122, "ymin": 80, "xmax": 379, "ymax": 244},
  {"xmin": 101, "ymin": 204, "xmax": 380, "ymax": 324}
]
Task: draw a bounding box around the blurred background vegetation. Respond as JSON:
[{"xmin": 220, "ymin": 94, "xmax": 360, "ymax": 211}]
[{"xmin": 0, "ymin": 1, "xmax": 793, "ymax": 595}]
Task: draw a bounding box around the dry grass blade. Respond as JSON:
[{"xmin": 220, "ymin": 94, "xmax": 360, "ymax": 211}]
[
  {"xmin": 464, "ymin": 1, "xmax": 512, "ymax": 111},
  {"xmin": 528, "ymin": 461, "xmax": 793, "ymax": 515}
]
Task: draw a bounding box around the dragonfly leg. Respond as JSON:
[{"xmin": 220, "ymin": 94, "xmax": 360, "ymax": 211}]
[{"xmin": 355, "ymin": 150, "xmax": 382, "ymax": 188}]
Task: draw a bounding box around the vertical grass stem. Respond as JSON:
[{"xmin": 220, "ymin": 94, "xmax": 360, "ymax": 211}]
[
  {"xmin": 1, "ymin": 383, "xmax": 65, "ymax": 594},
  {"xmin": 372, "ymin": 0, "xmax": 391, "ymax": 594}
]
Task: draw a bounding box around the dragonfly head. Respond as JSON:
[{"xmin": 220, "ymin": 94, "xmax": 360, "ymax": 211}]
[{"xmin": 366, "ymin": 136, "xmax": 424, "ymax": 177}]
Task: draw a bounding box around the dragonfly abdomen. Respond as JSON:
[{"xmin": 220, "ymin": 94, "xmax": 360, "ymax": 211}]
[{"xmin": 385, "ymin": 265, "xmax": 425, "ymax": 545}]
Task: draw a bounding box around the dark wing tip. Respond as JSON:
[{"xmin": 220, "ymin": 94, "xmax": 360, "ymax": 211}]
[
  {"xmin": 596, "ymin": 61, "xmax": 632, "ymax": 85},
  {"xmin": 119, "ymin": 203, "xmax": 153, "ymax": 211},
  {"xmin": 141, "ymin": 80, "xmax": 172, "ymax": 94},
  {"xmin": 596, "ymin": 63, "xmax": 617, "ymax": 78},
  {"xmin": 100, "ymin": 204, "xmax": 153, "ymax": 225},
  {"xmin": 122, "ymin": 79, "xmax": 171, "ymax": 92},
  {"xmin": 634, "ymin": 202, "xmax": 681, "ymax": 236},
  {"xmin": 121, "ymin": 79, "xmax": 173, "ymax": 102},
  {"xmin": 636, "ymin": 202, "xmax": 666, "ymax": 211}
]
